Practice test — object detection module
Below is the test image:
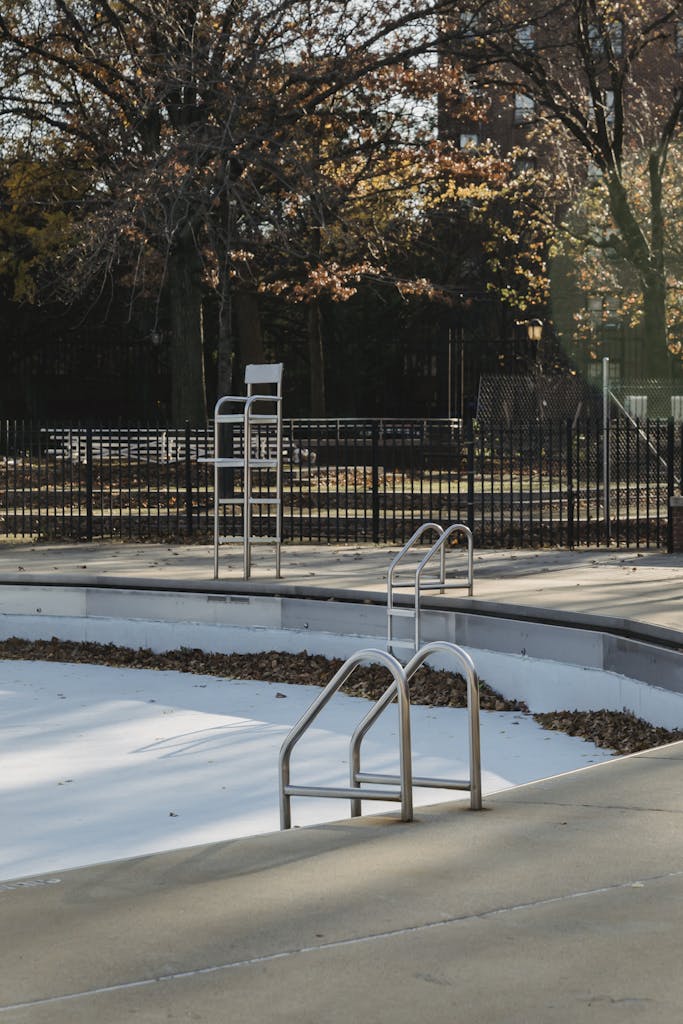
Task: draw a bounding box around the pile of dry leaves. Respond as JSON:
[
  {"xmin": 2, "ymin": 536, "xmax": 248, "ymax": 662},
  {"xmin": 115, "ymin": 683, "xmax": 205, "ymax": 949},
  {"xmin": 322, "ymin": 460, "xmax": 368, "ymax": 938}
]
[{"xmin": 1, "ymin": 636, "xmax": 680, "ymax": 757}]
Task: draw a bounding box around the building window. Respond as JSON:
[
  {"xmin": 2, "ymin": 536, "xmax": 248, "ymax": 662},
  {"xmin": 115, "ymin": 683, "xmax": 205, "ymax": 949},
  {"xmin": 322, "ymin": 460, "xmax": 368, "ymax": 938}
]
[
  {"xmin": 513, "ymin": 93, "xmax": 535, "ymax": 124},
  {"xmin": 587, "ymin": 360, "xmax": 621, "ymax": 381},
  {"xmin": 587, "ymin": 295, "xmax": 603, "ymax": 328},
  {"xmin": 589, "ymin": 90, "xmax": 615, "ymax": 127},
  {"xmin": 608, "ymin": 20, "xmax": 623, "ymax": 57},
  {"xmin": 461, "ymin": 9, "xmax": 480, "ymax": 37},
  {"xmin": 515, "ymin": 25, "xmax": 535, "ymax": 51},
  {"xmin": 588, "ymin": 21, "xmax": 623, "ymax": 58},
  {"xmin": 603, "ymin": 295, "xmax": 620, "ymax": 326},
  {"xmin": 588, "ymin": 24, "xmax": 603, "ymax": 57},
  {"xmin": 515, "ymin": 155, "xmax": 537, "ymax": 172},
  {"xmin": 604, "ymin": 90, "xmax": 615, "ymax": 125},
  {"xmin": 459, "ymin": 132, "xmax": 479, "ymax": 148},
  {"xmin": 587, "ymin": 295, "xmax": 621, "ymax": 329},
  {"xmin": 461, "ymin": 71, "xmax": 483, "ymax": 99}
]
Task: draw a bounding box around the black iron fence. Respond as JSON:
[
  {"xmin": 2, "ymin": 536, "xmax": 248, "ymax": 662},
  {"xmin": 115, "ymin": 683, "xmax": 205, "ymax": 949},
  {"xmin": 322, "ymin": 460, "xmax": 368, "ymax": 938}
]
[{"xmin": 0, "ymin": 418, "xmax": 680, "ymax": 549}]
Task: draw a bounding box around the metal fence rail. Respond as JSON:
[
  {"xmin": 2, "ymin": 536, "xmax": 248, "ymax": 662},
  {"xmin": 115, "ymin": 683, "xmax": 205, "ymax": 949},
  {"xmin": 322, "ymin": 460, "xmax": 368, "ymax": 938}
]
[{"xmin": 0, "ymin": 418, "xmax": 680, "ymax": 549}]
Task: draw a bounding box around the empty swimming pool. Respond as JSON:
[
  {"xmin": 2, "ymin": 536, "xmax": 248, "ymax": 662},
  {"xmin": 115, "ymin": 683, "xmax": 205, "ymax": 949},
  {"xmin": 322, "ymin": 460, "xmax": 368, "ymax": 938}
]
[{"xmin": 0, "ymin": 577, "xmax": 681, "ymax": 883}]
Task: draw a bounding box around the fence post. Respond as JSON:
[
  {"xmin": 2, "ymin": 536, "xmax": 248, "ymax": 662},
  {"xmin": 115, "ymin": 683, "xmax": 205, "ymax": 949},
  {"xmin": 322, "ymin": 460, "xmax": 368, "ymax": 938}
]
[
  {"xmin": 566, "ymin": 419, "xmax": 574, "ymax": 549},
  {"xmin": 466, "ymin": 416, "xmax": 475, "ymax": 534},
  {"xmin": 602, "ymin": 357, "xmax": 611, "ymax": 546},
  {"xmin": 667, "ymin": 418, "xmax": 675, "ymax": 554},
  {"xmin": 184, "ymin": 420, "xmax": 193, "ymax": 537},
  {"xmin": 371, "ymin": 420, "xmax": 380, "ymax": 543},
  {"xmin": 85, "ymin": 426, "xmax": 93, "ymax": 542}
]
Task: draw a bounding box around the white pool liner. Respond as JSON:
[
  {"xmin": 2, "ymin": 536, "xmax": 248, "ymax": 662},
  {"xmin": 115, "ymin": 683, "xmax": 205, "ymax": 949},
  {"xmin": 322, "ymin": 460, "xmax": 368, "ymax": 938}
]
[{"xmin": 1, "ymin": 658, "xmax": 615, "ymax": 883}]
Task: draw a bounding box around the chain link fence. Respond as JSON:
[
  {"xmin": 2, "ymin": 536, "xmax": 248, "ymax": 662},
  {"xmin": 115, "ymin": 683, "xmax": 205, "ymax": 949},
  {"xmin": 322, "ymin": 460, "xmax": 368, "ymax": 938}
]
[{"xmin": 476, "ymin": 373, "xmax": 600, "ymax": 425}]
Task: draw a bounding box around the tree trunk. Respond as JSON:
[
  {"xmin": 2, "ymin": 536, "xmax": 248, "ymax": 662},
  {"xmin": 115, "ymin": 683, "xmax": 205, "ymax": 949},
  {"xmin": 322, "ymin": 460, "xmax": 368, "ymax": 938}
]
[
  {"xmin": 166, "ymin": 232, "xmax": 207, "ymax": 424},
  {"xmin": 607, "ymin": 165, "xmax": 671, "ymax": 379},
  {"xmin": 307, "ymin": 222, "xmax": 326, "ymax": 416},
  {"xmin": 641, "ymin": 270, "xmax": 671, "ymax": 379},
  {"xmin": 308, "ymin": 300, "xmax": 326, "ymax": 416},
  {"xmin": 641, "ymin": 155, "xmax": 672, "ymax": 379},
  {"xmin": 235, "ymin": 290, "xmax": 265, "ymax": 369},
  {"xmin": 215, "ymin": 286, "xmax": 265, "ymax": 402},
  {"xmin": 216, "ymin": 273, "xmax": 234, "ymax": 401}
]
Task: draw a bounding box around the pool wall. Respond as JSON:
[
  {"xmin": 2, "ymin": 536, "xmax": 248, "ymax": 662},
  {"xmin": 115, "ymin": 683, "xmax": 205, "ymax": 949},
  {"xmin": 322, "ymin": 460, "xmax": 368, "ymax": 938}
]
[{"xmin": 0, "ymin": 580, "xmax": 681, "ymax": 729}]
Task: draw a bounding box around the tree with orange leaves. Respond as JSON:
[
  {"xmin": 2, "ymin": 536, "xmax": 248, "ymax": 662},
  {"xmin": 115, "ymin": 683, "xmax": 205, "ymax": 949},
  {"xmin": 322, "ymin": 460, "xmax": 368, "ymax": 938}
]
[
  {"xmin": 451, "ymin": 0, "xmax": 683, "ymax": 376},
  {"xmin": 0, "ymin": 0, "xmax": 511, "ymax": 420}
]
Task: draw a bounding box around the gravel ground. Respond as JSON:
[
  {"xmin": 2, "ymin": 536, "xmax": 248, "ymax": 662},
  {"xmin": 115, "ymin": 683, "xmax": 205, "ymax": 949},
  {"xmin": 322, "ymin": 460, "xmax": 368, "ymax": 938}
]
[{"xmin": 0, "ymin": 637, "xmax": 680, "ymax": 757}]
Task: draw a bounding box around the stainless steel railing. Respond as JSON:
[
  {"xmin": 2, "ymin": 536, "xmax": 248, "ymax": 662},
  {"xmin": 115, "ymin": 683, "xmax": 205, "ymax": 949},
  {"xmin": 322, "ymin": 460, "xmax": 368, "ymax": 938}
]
[
  {"xmin": 350, "ymin": 641, "xmax": 481, "ymax": 814},
  {"xmin": 279, "ymin": 649, "xmax": 413, "ymax": 830},
  {"xmin": 387, "ymin": 522, "xmax": 474, "ymax": 658},
  {"xmin": 278, "ymin": 641, "xmax": 482, "ymax": 829}
]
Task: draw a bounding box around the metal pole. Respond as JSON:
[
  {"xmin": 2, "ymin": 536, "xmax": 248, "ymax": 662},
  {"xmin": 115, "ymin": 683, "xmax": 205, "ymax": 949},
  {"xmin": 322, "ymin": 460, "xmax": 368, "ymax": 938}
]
[
  {"xmin": 184, "ymin": 420, "xmax": 193, "ymax": 537},
  {"xmin": 466, "ymin": 416, "xmax": 475, "ymax": 534},
  {"xmin": 566, "ymin": 418, "xmax": 575, "ymax": 549},
  {"xmin": 85, "ymin": 426, "xmax": 93, "ymax": 542},
  {"xmin": 275, "ymin": 401, "xmax": 282, "ymax": 578},
  {"xmin": 460, "ymin": 331, "xmax": 465, "ymax": 422},
  {"xmin": 371, "ymin": 421, "xmax": 380, "ymax": 544},
  {"xmin": 667, "ymin": 418, "xmax": 675, "ymax": 554},
  {"xmin": 213, "ymin": 414, "xmax": 220, "ymax": 579},
  {"xmin": 447, "ymin": 328, "xmax": 452, "ymax": 420},
  {"xmin": 602, "ymin": 357, "xmax": 611, "ymax": 544},
  {"xmin": 243, "ymin": 405, "xmax": 252, "ymax": 579}
]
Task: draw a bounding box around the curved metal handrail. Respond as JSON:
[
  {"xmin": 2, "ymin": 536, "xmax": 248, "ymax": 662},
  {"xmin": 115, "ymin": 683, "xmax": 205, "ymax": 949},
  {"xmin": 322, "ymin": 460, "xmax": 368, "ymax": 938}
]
[
  {"xmin": 413, "ymin": 525, "xmax": 473, "ymax": 649},
  {"xmin": 387, "ymin": 523, "xmax": 474, "ymax": 657},
  {"xmin": 387, "ymin": 522, "xmax": 445, "ymax": 600},
  {"xmin": 349, "ymin": 640, "xmax": 482, "ymax": 813},
  {"xmin": 415, "ymin": 523, "xmax": 473, "ymax": 594},
  {"xmin": 279, "ymin": 649, "xmax": 413, "ymax": 829},
  {"xmin": 387, "ymin": 523, "xmax": 444, "ymax": 656}
]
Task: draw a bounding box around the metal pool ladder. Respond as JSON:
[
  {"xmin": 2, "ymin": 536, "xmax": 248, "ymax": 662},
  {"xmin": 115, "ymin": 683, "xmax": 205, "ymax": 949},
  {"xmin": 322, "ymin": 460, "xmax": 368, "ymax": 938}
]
[
  {"xmin": 279, "ymin": 650, "xmax": 413, "ymax": 830},
  {"xmin": 387, "ymin": 523, "xmax": 474, "ymax": 658},
  {"xmin": 279, "ymin": 641, "xmax": 481, "ymax": 830}
]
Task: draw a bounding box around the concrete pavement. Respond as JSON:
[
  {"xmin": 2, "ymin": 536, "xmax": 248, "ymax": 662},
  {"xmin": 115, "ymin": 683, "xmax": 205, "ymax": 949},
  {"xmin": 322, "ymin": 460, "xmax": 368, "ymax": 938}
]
[
  {"xmin": 1, "ymin": 540, "xmax": 682, "ymax": 1022},
  {"xmin": 0, "ymin": 539, "xmax": 682, "ymax": 633},
  {"xmin": 2, "ymin": 743, "xmax": 683, "ymax": 1022}
]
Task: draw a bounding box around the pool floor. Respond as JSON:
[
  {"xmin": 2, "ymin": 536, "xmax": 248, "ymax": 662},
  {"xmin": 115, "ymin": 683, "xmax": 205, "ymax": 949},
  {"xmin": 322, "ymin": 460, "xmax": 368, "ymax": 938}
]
[{"xmin": 1, "ymin": 658, "xmax": 614, "ymax": 883}]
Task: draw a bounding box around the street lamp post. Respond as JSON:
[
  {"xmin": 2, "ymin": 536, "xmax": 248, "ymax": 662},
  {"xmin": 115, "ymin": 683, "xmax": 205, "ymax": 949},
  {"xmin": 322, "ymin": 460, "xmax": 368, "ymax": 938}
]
[{"xmin": 527, "ymin": 318, "xmax": 543, "ymax": 375}]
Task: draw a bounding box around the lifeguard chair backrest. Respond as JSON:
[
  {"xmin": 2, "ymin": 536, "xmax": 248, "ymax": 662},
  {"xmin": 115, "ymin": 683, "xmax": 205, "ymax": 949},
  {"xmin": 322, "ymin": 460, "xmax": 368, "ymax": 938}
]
[{"xmin": 245, "ymin": 363, "xmax": 283, "ymax": 395}]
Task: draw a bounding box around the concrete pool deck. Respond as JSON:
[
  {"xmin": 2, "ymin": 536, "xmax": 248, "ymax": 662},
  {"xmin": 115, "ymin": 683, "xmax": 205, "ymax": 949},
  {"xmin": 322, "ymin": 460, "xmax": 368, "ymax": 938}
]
[
  {"xmin": 1, "ymin": 541, "xmax": 683, "ymax": 1022},
  {"xmin": 3, "ymin": 744, "xmax": 683, "ymax": 1023},
  {"xmin": 0, "ymin": 540, "xmax": 681, "ymax": 635}
]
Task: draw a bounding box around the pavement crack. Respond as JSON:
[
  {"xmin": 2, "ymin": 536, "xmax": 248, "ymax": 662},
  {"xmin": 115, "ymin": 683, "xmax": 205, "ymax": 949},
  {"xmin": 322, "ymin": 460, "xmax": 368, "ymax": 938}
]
[
  {"xmin": 501, "ymin": 797, "xmax": 683, "ymax": 814},
  {"xmin": 2, "ymin": 868, "xmax": 683, "ymax": 1014}
]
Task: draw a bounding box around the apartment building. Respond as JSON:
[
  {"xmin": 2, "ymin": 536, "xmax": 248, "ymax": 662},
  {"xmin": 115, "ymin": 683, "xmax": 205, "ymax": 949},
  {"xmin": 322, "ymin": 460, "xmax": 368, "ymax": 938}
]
[{"xmin": 440, "ymin": 2, "xmax": 683, "ymax": 383}]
